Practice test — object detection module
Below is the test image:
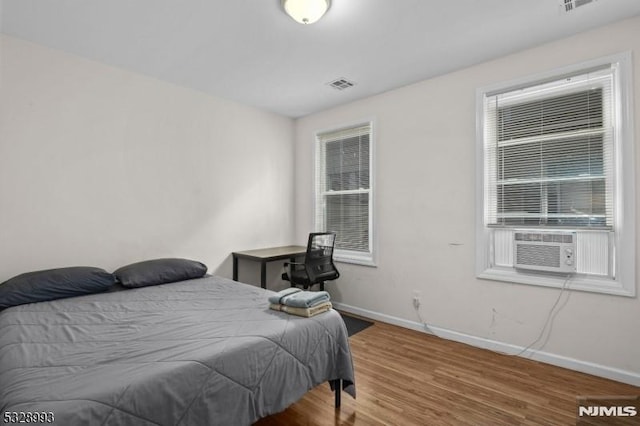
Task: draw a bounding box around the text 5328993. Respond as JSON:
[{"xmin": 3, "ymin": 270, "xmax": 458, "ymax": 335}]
[{"xmin": 2, "ymin": 412, "xmax": 54, "ymax": 424}]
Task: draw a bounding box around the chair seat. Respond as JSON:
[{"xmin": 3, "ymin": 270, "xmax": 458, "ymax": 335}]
[{"xmin": 282, "ymin": 270, "xmax": 311, "ymax": 285}]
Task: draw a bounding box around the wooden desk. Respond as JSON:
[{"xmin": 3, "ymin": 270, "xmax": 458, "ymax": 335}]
[{"xmin": 232, "ymin": 245, "xmax": 306, "ymax": 289}]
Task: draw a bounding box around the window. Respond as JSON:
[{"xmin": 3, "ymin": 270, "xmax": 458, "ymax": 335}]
[
  {"xmin": 485, "ymin": 70, "xmax": 613, "ymax": 229},
  {"xmin": 315, "ymin": 122, "xmax": 374, "ymax": 265},
  {"xmin": 476, "ymin": 53, "xmax": 635, "ymax": 296}
]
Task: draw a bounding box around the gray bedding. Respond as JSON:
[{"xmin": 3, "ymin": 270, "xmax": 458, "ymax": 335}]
[{"xmin": 0, "ymin": 276, "xmax": 355, "ymax": 425}]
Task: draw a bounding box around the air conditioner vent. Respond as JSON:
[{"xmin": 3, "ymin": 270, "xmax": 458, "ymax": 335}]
[
  {"xmin": 560, "ymin": 0, "xmax": 597, "ymax": 13},
  {"xmin": 514, "ymin": 231, "xmax": 576, "ymax": 273},
  {"xmin": 328, "ymin": 78, "xmax": 356, "ymax": 91},
  {"xmin": 515, "ymin": 233, "xmax": 574, "ymax": 243},
  {"xmin": 517, "ymin": 245, "xmax": 561, "ymax": 269}
]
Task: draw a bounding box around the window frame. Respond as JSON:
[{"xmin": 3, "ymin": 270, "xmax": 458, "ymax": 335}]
[
  {"xmin": 314, "ymin": 120, "xmax": 376, "ymax": 267},
  {"xmin": 475, "ymin": 52, "xmax": 635, "ymax": 297}
]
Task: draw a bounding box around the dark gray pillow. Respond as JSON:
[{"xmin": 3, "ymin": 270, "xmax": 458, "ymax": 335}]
[
  {"xmin": 114, "ymin": 258, "xmax": 207, "ymax": 288},
  {"xmin": 0, "ymin": 267, "xmax": 116, "ymax": 308}
]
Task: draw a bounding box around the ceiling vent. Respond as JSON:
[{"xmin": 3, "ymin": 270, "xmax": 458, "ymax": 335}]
[
  {"xmin": 560, "ymin": 0, "xmax": 597, "ymax": 12},
  {"xmin": 327, "ymin": 78, "xmax": 356, "ymax": 91}
]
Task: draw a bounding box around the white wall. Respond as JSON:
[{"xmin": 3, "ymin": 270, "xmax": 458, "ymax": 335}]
[
  {"xmin": 0, "ymin": 35, "xmax": 295, "ymax": 285},
  {"xmin": 295, "ymin": 16, "xmax": 640, "ymax": 380}
]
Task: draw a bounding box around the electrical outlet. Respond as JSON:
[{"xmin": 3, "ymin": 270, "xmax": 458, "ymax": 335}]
[{"xmin": 412, "ymin": 290, "xmax": 421, "ymax": 309}]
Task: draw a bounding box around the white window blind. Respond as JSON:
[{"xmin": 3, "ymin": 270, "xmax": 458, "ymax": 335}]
[
  {"xmin": 315, "ymin": 123, "xmax": 372, "ymax": 259},
  {"xmin": 483, "ymin": 67, "xmax": 615, "ymax": 229}
]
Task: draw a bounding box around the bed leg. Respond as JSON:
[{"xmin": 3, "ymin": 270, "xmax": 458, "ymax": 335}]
[{"xmin": 332, "ymin": 379, "xmax": 341, "ymax": 408}]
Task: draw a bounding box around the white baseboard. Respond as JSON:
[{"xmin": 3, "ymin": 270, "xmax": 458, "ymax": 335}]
[{"xmin": 333, "ymin": 302, "xmax": 640, "ymax": 387}]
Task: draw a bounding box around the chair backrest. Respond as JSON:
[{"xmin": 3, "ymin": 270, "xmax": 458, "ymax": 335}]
[{"xmin": 305, "ymin": 232, "xmax": 340, "ymax": 283}]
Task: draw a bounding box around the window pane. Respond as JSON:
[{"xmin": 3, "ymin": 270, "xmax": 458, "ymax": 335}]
[
  {"xmin": 496, "ymin": 133, "xmax": 606, "ymax": 226},
  {"xmin": 498, "ymin": 145, "xmax": 541, "ymax": 181},
  {"xmin": 325, "ymin": 193, "xmax": 369, "ymax": 252},
  {"xmin": 325, "ymin": 135, "xmax": 370, "ymax": 191},
  {"xmin": 497, "ymin": 179, "xmax": 606, "ymax": 226},
  {"xmin": 543, "ymin": 137, "xmax": 604, "ymax": 178},
  {"xmin": 498, "ymin": 136, "xmax": 604, "ymax": 181},
  {"xmin": 497, "ymin": 183, "xmax": 542, "ymax": 226},
  {"xmin": 546, "ymin": 179, "xmax": 606, "ymax": 227},
  {"xmin": 498, "ymin": 88, "xmax": 603, "ymax": 141}
]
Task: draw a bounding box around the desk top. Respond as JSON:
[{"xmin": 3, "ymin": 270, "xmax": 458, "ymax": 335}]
[{"xmin": 232, "ymin": 245, "xmax": 306, "ymax": 261}]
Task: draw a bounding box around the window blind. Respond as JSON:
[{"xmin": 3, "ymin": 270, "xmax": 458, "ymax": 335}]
[
  {"xmin": 316, "ymin": 124, "xmax": 371, "ymax": 253},
  {"xmin": 483, "ymin": 67, "xmax": 615, "ymax": 228}
]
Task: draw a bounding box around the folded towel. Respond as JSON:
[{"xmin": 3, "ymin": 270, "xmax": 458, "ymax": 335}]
[
  {"xmin": 280, "ymin": 290, "xmax": 330, "ymax": 308},
  {"xmin": 270, "ymin": 301, "xmax": 332, "ymax": 318},
  {"xmin": 267, "ymin": 287, "xmax": 302, "ymax": 305}
]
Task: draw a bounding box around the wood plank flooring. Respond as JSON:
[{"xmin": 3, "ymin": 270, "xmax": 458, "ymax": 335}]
[{"xmin": 255, "ymin": 316, "xmax": 640, "ymax": 425}]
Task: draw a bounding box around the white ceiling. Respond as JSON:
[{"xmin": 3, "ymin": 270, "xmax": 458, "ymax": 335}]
[{"xmin": 2, "ymin": 0, "xmax": 640, "ymax": 118}]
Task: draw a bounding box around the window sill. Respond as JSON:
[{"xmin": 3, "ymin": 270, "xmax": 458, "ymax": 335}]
[
  {"xmin": 334, "ymin": 250, "xmax": 376, "ymax": 267},
  {"xmin": 477, "ymin": 267, "xmax": 634, "ymax": 297}
]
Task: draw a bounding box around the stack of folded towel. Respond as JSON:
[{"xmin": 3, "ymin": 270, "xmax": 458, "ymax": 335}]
[{"xmin": 268, "ymin": 287, "xmax": 332, "ymax": 318}]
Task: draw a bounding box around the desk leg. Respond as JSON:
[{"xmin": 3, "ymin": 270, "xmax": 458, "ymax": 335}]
[
  {"xmin": 233, "ymin": 256, "xmax": 238, "ymax": 281},
  {"xmin": 260, "ymin": 261, "xmax": 267, "ymax": 289}
]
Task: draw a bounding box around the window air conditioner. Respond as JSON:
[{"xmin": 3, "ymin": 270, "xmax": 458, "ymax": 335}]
[{"xmin": 513, "ymin": 231, "xmax": 577, "ymax": 273}]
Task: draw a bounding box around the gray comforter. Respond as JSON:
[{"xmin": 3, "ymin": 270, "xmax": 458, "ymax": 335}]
[{"xmin": 0, "ymin": 276, "xmax": 355, "ymax": 425}]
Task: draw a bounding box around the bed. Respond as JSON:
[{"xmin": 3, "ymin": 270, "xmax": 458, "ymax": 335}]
[{"xmin": 0, "ymin": 275, "xmax": 356, "ymax": 425}]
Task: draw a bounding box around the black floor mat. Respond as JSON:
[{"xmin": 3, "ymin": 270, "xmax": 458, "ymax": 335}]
[{"xmin": 339, "ymin": 312, "xmax": 374, "ymax": 337}]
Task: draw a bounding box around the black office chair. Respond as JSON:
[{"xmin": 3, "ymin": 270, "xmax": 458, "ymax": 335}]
[{"xmin": 282, "ymin": 232, "xmax": 340, "ymax": 291}]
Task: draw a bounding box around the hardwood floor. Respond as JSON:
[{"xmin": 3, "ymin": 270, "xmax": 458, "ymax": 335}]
[{"xmin": 256, "ymin": 317, "xmax": 640, "ymax": 425}]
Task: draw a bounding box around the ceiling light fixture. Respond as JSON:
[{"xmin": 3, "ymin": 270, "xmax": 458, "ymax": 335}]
[{"xmin": 281, "ymin": 0, "xmax": 331, "ymax": 25}]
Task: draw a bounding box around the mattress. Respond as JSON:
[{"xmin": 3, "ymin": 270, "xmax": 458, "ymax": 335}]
[{"xmin": 0, "ymin": 276, "xmax": 355, "ymax": 425}]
